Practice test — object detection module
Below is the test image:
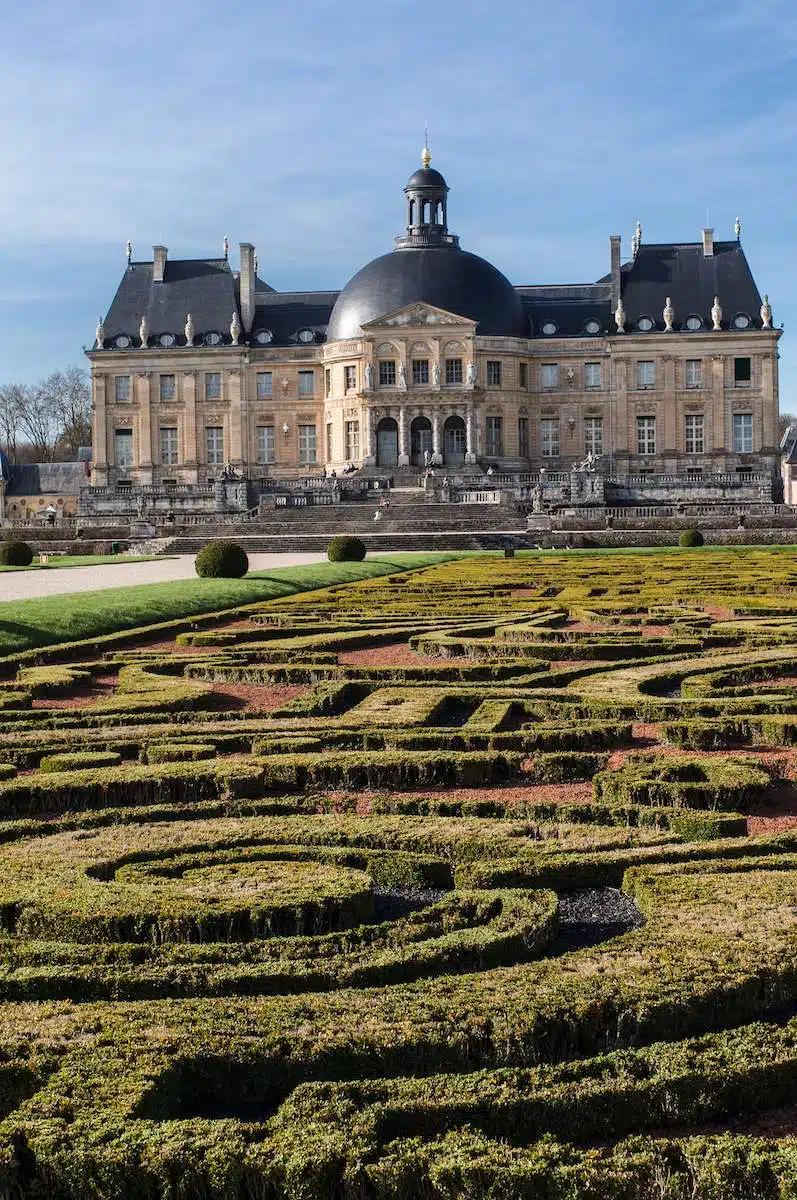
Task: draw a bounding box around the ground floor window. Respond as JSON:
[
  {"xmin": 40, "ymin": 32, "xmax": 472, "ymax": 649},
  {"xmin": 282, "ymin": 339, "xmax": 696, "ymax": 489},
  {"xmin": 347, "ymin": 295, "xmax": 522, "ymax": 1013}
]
[
  {"xmin": 257, "ymin": 425, "xmax": 275, "ymax": 464},
  {"xmin": 636, "ymin": 415, "xmax": 656, "ymax": 456},
  {"xmin": 584, "ymin": 416, "xmax": 603, "ymax": 457},
  {"xmin": 114, "ymin": 429, "xmax": 133, "ymax": 467},
  {"xmin": 159, "ymin": 426, "xmax": 178, "ymax": 466},
  {"xmin": 733, "ymin": 413, "xmax": 753, "ymax": 453},
  {"xmin": 345, "ymin": 420, "xmax": 359, "ymax": 461},
  {"xmin": 205, "ymin": 426, "xmax": 224, "ymax": 465},
  {"xmin": 540, "ymin": 418, "xmax": 559, "ymax": 458},
  {"xmin": 299, "ymin": 423, "xmax": 317, "ymax": 464},
  {"xmin": 685, "ymin": 414, "xmax": 704, "ymax": 454},
  {"xmin": 486, "ymin": 415, "xmax": 503, "ymax": 456}
]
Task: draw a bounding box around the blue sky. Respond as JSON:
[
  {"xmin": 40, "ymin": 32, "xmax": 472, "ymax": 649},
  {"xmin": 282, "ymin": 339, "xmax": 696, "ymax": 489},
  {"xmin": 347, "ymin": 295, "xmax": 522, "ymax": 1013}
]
[{"xmin": 2, "ymin": 0, "xmax": 796, "ymax": 406}]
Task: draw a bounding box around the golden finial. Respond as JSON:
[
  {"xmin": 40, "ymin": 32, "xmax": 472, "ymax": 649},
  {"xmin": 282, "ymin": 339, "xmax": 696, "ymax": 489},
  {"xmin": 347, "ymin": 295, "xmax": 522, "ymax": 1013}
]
[{"xmin": 421, "ymin": 134, "xmax": 431, "ymax": 169}]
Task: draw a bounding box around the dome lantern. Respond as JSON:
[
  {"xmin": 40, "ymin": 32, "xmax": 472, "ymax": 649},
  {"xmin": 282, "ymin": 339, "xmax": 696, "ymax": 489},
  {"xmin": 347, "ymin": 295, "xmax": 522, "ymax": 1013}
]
[{"xmin": 397, "ymin": 145, "xmax": 456, "ymax": 250}]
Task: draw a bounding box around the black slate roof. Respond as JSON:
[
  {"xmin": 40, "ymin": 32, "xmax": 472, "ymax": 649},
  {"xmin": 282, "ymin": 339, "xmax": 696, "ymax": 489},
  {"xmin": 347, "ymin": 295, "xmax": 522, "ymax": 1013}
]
[
  {"xmin": 94, "ymin": 239, "xmax": 769, "ymax": 348},
  {"xmin": 619, "ymin": 241, "xmax": 764, "ymax": 332},
  {"xmin": 5, "ymin": 463, "xmax": 88, "ymax": 496}
]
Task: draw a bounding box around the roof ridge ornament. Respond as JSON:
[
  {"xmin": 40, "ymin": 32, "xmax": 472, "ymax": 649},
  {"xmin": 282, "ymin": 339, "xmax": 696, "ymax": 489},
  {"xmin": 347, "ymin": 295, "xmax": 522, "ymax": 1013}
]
[
  {"xmin": 95, "ymin": 318, "xmax": 105, "ymax": 350},
  {"xmin": 735, "ymin": 216, "xmax": 742, "ymax": 241},
  {"xmin": 632, "ymin": 221, "xmax": 642, "ymax": 258},
  {"xmin": 185, "ymin": 313, "xmax": 195, "ymax": 347},
  {"xmin": 663, "ymin": 296, "xmax": 674, "ymax": 332},
  {"xmin": 711, "ymin": 295, "xmax": 723, "ymax": 331},
  {"xmin": 761, "ymin": 294, "xmax": 773, "ymax": 329},
  {"xmin": 614, "ymin": 297, "xmax": 626, "ymax": 333},
  {"xmin": 126, "ymin": 240, "xmax": 133, "ymax": 264},
  {"xmin": 223, "ymin": 235, "xmax": 230, "ymax": 260}
]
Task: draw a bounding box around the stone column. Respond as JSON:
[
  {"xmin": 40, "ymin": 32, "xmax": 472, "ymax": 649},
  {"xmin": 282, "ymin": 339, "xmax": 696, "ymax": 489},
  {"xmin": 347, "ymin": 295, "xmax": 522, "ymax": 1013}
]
[
  {"xmin": 364, "ymin": 405, "xmax": 375, "ymax": 465},
  {"xmin": 711, "ymin": 355, "xmax": 726, "ymax": 453},
  {"xmin": 465, "ymin": 405, "xmax": 476, "ymax": 463},
  {"xmin": 432, "ymin": 409, "xmax": 442, "ymax": 458},
  {"xmin": 397, "ymin": 406, "xmax": 409, "ymax": 466},
  {"xmin": 93, "ymin": 375, "xmax": 108, "ymax": 478},
  {"xmin": 182, "ymin": 372, "xmax": 198, "ymax": 479},
  {"xmin": 135, "ymin": 372, "xmax": 153, "ymax": 482},
  {"xmin": 228, "ymin": 370, "xmax": 243, "ymax": 465}
]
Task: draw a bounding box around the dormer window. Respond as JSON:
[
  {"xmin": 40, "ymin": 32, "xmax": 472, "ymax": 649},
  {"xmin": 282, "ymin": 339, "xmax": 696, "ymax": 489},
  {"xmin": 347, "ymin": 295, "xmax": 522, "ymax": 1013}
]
[
  {"xmin": 636, "ymin": 316, "xmax": 655, "ymax": 332},
  {"xmin": 541, "ymin": 321, "xmax": 557, "ymax": 336},
  {"xmin": 254, "ymin": 329, "xmax": 273, "ymax": 345},
  {"xmin": 158, "ymin": 333, "xmax": 175, "ymax": 348},
  {"xmin": 584, "ymin": 318, "xmax": 601, "ymax": 335},
  {"xmin": 685, "ymin": 315, "xmax": 702, "ymax": 331},
  {"xmin": 204, "ymin": 331, "xmax": 222, "ymax": 346},
  {"xmin": 297, "ymin": 329, "xmax": 314, "ymax": 344},
  {"xmin": 732, "ymin": 313, "xmax": 752, "ymax": 329},
  {"xmin": 114, "ymin": 335, "xmax": 132, "ymax": 349}
]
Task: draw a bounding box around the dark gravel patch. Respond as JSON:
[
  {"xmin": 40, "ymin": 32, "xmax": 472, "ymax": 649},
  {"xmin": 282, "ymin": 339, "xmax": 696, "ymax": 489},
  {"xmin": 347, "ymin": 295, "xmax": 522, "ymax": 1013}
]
[
  {"xmin": 372, "ymin": 885, "xmax": 446, "ymax": 922},
  {"xmin": 551, "ymin": 887, "xmax": 645, "ymax": 954}
]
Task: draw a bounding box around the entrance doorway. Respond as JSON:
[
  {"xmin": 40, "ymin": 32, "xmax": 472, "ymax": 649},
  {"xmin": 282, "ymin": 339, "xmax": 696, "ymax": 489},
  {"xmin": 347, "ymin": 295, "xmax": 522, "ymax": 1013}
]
[
  {"xmin": 410, "ymin": 415, "xmax": 433, "ymax": 466},
  {"xmin": 376, "ymin": 417, "xmax": 399, "ymax": 467},
  {"xmin": 443, "ymin": 414, "xmax": 467, "ymax": 466}
]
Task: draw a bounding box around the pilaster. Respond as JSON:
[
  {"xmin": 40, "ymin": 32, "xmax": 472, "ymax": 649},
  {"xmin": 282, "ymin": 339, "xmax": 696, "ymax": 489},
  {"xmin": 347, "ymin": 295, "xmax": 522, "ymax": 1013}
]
[
  {"xmin": 228, "ymin": 370, "xmax": 243, "ymax": 464},
  {"xmin": 182, "ymin": 372, "xmax": 198, "ymax": 471}
]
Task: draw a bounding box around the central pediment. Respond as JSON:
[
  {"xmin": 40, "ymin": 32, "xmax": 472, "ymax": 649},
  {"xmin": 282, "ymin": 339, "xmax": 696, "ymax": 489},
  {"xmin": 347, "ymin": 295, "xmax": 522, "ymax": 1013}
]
[{"xmin": 361, "ymin": 302, "xmax": 477, "ymax": 330}]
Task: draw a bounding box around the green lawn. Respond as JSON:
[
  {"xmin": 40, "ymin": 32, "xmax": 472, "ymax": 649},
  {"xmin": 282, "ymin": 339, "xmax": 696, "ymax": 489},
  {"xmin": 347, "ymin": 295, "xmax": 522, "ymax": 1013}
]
[
  {"xmin": 0, "ymin": 555, "xmax": 167, "ymax": 572},
  {"xmin": 0, "ymin": 553, "xmax": 459, "ymax": 658}
]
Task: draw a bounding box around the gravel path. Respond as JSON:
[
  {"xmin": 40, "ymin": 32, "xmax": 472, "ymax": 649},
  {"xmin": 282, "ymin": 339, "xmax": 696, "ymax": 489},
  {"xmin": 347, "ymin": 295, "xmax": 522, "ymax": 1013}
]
[
  {"xmin": 552, "ymin": 887, "xmax": 645, "ymax": 954},
  {"xmin": 0, "ymin": 553, "xmax": 326, "ymax": 601}
]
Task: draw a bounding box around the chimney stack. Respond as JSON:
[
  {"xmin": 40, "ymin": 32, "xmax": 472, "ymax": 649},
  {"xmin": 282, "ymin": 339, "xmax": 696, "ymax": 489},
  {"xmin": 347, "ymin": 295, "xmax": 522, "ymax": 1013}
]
[
  {"xmin": 609, "ymin": 235, "xmax": 622, "ymax": 314},
  {"xmin": 239, "ymin": 242, "xmax": 256, "ymax": 332},
  {"xmin": 702, "ymin": 228, "xmax": 714, "ymax": 257},
  {"xmin": 153, "ymin": 245, "xmax": 168, "ymax": 283}
]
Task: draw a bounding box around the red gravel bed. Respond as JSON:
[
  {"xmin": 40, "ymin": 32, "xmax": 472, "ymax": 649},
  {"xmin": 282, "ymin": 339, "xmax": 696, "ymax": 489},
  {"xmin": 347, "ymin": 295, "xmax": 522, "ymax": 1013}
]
[
  {"xmin": 206, "ymin": 682, "xmax": 309, "ymax": 712},
  {"xmin": 31, "ymin": 675, "xmax": 119, "ymax": 710},
  {"xmin": 338, "ymin": 642, "xmax": 434, "ymax": 667}
]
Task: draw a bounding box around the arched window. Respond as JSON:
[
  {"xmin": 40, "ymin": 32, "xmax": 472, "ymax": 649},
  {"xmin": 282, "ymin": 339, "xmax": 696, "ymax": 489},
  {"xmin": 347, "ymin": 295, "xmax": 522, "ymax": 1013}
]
[
  {"xmin": 435, "ymin": 200, "xmax": 444, "ymax": 224},
  {"xmin": 409, "ymin": 199, "xmax": 416, "ymax": 226},
  {"xmin": 422, "ymin": 200, "xmax": 431, "ymax": 224}
]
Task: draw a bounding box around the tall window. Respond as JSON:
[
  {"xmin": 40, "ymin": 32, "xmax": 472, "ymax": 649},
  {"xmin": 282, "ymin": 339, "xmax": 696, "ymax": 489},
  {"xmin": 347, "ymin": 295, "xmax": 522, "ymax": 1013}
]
[
  {"xmin": 584, "ymin": 363, "xmax": 601, "ymax": 389},
  {"xmin": 518, "ymin": 416, "xmax": 529, "ymax": 457},
  {"xmin": 299, "ymin": 423, "xmax": 317, "ymax": 464},
  {"xmin": 685, "ymin": 414, "xmax": 704, "ymax": 454},
  {"xmin": 379, "ymin": 360, "xmax": 396, "ymax": 387},
  {"xmin": 584, "ymin": 417, "xmax": 603, "ymax": 457},
  {"xmin": 486, "ymin": 360, "xmax": 501, "ymax": 387},
  {"xmin": 205, "ymin": 372, "xmax": 221, "ymax": 400},
  {"xmin": 685, "ymin": 359, "xmax": 703, "ymax": 388},
  {"xmin": 256, "ymin": 371, "xmax": 273, "ymax": 399},
  {"xmin": 637, "ymin": 361, "xmax": 655, "ymax": 389},
  {"xmin": 159, "ymin": 374, "xmax": 175, "ymax": 401},
  {"xmin": 344, "ymin": 365, "xmax": 357, "ymax": 391},
  {"xmin": 324, "ymin": 368, "xmax": 331, "ymax": 397},
  {"xmin": 159, "ymin": 426, "xmax": 178, "ymax": 465},
  {"xmin": 541, "ymin": 363, "xmax": 559, "ymax": 389},
  {"xmin": 205, "ymin": 426, "xmax": 224, "ymax": 465},
  {"xmin": 298, "ymin": 370, "xmax": 315, "ymax": 395},
  {"xmin": 114, "ymin": 429, "xmax": 133, "ymax": 466},
  {"xmin": 256, "ymin": 425, "xmax": 275, "ymax": 464},
  {"xmin": 114, "ymin": 375, "xmax": 131, "ymax": 402},
  {"xmin": 445, "ymin": 357, "xmax": 463, "ymax": 385},
  {"xmin": 637, "ymin": 415, "xmax": 656, "ymax": 455},
  {"xmin": 733, "ymin": 413, "xmax": 753, "ymax": 453},
  {"xmin": 486, "ymin": 415, "xmax": 503, "ymax": 455},
  {"xmin": 734, "ymin": 357, "xmax": 751, "ymax": 386},
  {"xmin": 412, "ymin": 358, "xmax": 429, "ymax": 385},
  {"xmin": 345, "ymin": 420, "xmax": 359, "ymax": 461},
  {"xmin": 519, "ymin": 362, "xmax": 528, "ymax": 389},
  {"xmin": 540, "ymin": 418, "xmax": 559, "ymax": 458}
]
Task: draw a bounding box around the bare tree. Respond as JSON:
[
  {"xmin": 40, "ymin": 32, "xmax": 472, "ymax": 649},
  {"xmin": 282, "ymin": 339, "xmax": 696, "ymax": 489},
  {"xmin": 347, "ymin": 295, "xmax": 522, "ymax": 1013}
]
[
  {"xmin": 779, "ymin": 412, "xmax": 797, "ymax": 440},
  {"xmin": 16, "ymin": 382, "xmax": 61, "ymax": 462},
  {"xmin": 0, "ymin": 383, "xmax": 26, "ymax": 460},
  {"xmin": 42, "ymin": 367, "xmax": 92, "ymax": 459}
]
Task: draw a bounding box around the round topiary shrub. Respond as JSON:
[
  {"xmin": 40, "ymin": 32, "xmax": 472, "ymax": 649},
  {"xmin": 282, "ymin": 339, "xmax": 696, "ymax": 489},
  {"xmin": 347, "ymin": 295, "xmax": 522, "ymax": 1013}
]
[
  {"xmin": 328, "ymin": 536, "xmax": 366, "ymax": 563},
  {"xmin": 679, "ymin": 528, "xmax": 705, "ymax": 548},
  {"xmin": 195, "ymin": 540, "xmax": 249, "ymax": 578},
  {"xmin": 0, "ymin": 540, "xmax": 33, "ymax": 567}
]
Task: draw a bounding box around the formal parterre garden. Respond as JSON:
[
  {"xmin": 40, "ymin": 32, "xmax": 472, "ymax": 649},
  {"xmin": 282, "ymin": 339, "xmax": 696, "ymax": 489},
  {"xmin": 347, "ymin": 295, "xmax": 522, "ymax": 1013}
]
[{"xmin": 4, "ymin": 547, "xmax": 797, "ymax": 1197}]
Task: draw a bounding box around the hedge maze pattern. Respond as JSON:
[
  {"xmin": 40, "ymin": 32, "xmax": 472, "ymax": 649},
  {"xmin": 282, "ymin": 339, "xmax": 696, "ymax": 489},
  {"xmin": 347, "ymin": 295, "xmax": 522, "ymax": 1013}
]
[{"xmin": 3, "ymin": 549, "xmax": 797, "ymax": 1196}]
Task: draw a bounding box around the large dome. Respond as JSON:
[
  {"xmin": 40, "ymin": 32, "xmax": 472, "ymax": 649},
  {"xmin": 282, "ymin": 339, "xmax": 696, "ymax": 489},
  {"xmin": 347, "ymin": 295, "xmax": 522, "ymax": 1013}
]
[{"xmin": 326, "ymin": 245, "xmax": 529, "ymax": 341}]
